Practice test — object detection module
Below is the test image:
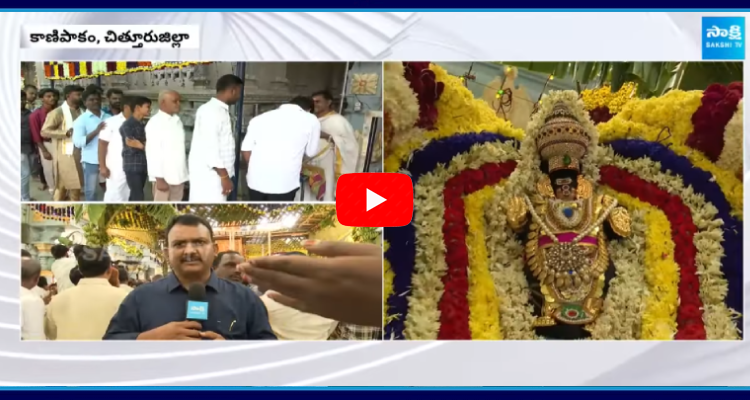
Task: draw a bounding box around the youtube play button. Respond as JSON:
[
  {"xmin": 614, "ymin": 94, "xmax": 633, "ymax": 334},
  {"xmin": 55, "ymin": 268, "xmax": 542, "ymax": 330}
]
[
  {"xmin": 366, "ymin": 189, "xmax": 387, "ymax": 211},
  {"xmin": 336, "ymin": 173, "xmax": 413, "ymax": 228}
]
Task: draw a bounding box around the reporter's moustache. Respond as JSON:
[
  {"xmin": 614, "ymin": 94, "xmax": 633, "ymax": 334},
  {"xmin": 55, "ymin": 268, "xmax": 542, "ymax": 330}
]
[{"xmin": 181, "ymin": 253, "xmax": 202, "ymax": 263}]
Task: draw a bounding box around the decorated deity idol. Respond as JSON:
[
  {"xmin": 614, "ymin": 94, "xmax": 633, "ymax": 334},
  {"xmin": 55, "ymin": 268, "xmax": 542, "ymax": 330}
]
[{"xmin": 506, "ymin": 101, "xmax": 631, "ymax": 340}]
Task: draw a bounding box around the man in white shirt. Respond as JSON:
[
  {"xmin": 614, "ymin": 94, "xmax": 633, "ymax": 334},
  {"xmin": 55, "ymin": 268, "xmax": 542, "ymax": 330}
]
[
  {"xmin": 188, "ymin": 74, "xmax": 244, "ymax": 202},
  {"xmin": 21, "ymin": 259, "xmax": 46, "ymax": 340},
  {"xmin": 98, "ymin": 99, "xmax": 132, "ymax": 202},
  {"xmin": 241, "ymin": 97, "xmax": 321, "ymax": 201},
  {"xmin": 46, "ymin": 247, "xmax": 127, "ymax": 341},
  {"xmin": 146, "ymin": 90, "xmax": 188, "ymax": 201},
  {"xmin": 50, "ymin": 244, "xmax": 77, "ymax": 293}
]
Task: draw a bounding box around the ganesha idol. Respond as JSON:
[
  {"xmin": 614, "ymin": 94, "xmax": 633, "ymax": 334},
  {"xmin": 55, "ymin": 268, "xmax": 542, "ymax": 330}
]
[{"xmin": 506, "ymin": 102, "xmax": 631, "ymax": 340}]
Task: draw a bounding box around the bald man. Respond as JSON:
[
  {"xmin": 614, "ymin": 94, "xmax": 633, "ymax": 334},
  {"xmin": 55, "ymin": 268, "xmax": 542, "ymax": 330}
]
[
  {"xmin": 145, "ymin": 90, "xmax": 188, "ymax": 201},
  {"xmin": 21, "ymin": 259, "xmax": 46, "ymax": 340}
]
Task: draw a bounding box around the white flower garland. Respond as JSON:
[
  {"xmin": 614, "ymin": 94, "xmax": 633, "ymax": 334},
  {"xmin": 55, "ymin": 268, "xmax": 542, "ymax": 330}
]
[
  {"xmin": 587, "ymin": 209, "xmax": 647, "ymax": 340},
  {"xmin": 716, "ymin": 99, "xmax": 744, "ymax": 178},
  {"xmin": 405, "ymin": 141, "xmax": 520, "ymax": 340},
  {"xmin": 485, "ymin": 186, "xmax": 538, "ymax": 340},
  {"xmin": 600, "ymin": 147, "xmax": 740, "ymax": 339}
]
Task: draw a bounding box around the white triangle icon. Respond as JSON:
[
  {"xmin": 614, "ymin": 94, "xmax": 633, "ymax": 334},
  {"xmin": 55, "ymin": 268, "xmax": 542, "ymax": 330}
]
[{"xmin": 366, "ymin": 189, "xmax": 387, "ymax": 212}]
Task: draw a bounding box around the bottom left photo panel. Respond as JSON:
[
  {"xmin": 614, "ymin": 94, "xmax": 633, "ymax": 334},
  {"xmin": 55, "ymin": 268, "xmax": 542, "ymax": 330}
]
[{"xmin": 20, "ymin": 203, "xmax": 383, "ymax": 341}]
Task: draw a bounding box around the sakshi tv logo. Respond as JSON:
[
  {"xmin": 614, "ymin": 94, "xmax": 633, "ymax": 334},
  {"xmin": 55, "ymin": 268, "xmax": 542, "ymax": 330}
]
[
  {"xmin": 190, "ymin": 305, "xmax": 205, "ymax": 313},
  {"xmin": 702, "ymin": 16, "xmax": 745, "ymax": 60}
]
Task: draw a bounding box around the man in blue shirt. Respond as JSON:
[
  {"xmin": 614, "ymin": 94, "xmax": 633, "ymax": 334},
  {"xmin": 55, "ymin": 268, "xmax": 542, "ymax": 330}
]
[
  {"xmin": 103, "ymin": 214, "xmax": 276, "ymax": 340},
  {"xmin": 72, "ymin": 89, "xmax": 110, "ymax": 201}
]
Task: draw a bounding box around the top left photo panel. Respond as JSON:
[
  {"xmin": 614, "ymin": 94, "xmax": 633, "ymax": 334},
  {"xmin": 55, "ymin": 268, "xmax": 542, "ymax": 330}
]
[{"xmin": 20, "ymin": 61, "xmax": 384, "ymax": 203}]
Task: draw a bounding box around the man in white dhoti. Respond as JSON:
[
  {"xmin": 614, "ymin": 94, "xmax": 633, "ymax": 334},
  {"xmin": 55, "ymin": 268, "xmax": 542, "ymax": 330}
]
[
  {"xmin": 310, "ymin": 90, "xmax": 360, "ymax": 201},
  {"xmin": 188, "ymin": 74, "xmax": 243, "ymax": 202},
  {"xmin": 98, "ymin": 98, "xmax": 132, "ymax": 202}
]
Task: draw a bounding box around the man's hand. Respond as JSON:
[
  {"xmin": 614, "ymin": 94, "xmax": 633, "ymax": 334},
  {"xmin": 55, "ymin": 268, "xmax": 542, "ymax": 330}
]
[
  {"xmin": 221, "ymin": 176, "xmax": 233, "ymax": 196},
  {"xmin": 41, "ymin": 148, "xmax": 53, "ymax": 160},
  {"xmin": 238, "ymin": 241, "xmax": 382, "ymax": 327},
  {"xmin": 42, "ymin": 292, "xmax": 53, "ymax": 305},
  {"xmin": 320, "ymin": 131, "xmax": 332, "ymax": 140},
  {"xmin": 66, "ymin": 128, "xmax": 73, "ymax": 137},
  {"xmin": 200, "ymin": 331, "xmax": 225, "ymax": 340},
  {"xmin": 136, "ymin": 321, "xmax": 202, "ymax": 340},
  {"xmin": 155, "ymin": 178, "xmax": 169, "ymax": 192},
  {"xmin": 125, "ymin": 138, "xmax": 144, "ymax": 150},
  {"xmin": 100, "ymin": 166, "xmax": 111, "ymax": 179},
  {"xmin": 96, "ymin": 121, "xmax": 107, "ymax": 133}
]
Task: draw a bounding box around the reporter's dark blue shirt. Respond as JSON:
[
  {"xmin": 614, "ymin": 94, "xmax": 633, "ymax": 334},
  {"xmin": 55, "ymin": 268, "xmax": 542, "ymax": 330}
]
[{"xmin": 103, "ymin": 272, "xmax": 276, "ymax": 340}]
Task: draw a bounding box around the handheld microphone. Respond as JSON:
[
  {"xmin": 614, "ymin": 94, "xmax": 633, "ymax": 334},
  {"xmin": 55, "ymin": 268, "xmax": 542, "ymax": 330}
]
[{"xmin": 186, "ymin": 283, "xmax": 209, "ymax": 325}]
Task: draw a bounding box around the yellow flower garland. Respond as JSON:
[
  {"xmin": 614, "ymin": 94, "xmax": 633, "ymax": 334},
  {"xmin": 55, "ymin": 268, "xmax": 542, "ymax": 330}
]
[
  {"xmin": 465, "ymin": 186, "xmax": 503, "ymax": 340},
  {"xmin": 603, "ymin": 188, "xmax": 679, "ymax": 340},
  {"xmin": 581, "ymin": 82, "xmax": 638, "ymax": 114},
  {"xmin": 598, "ymin": 119, "xmax": 743, "ymax": 219},
  {"xmin": 605, "ymin": 90, "xmax": 703, "ymax": 146},
  {"xmin": 385, "ymin": 63, "xmax": 524, "ymax": 173},
  {"xmin": 383, "ymin": 240, "xmax": 395, "ymax": 331}
]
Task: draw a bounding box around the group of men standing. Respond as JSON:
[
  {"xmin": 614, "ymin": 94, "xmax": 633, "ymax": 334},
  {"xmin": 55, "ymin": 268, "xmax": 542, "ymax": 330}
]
[{"xmin": 22, "ymin": 76, "xmax": 361, "ymax": 202}]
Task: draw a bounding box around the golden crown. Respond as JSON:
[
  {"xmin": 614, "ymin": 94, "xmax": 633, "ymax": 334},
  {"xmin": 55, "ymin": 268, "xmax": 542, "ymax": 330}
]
[{"xmin": 535, "ymin": 102, "xmax": 591, "ymax": 173}]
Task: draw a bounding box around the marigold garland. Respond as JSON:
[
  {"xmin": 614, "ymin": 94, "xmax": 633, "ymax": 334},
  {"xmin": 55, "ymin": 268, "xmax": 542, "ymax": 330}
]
[
  {"xmin": 601, "ymin": 188, "xmax": 679, "ymax": 339},
  {"xmin": 465, "ymin": 186, "xmax": 503, "ymax": 340},
  {"xmin": 581, "ymin": 82, "xmax": 638, "ymax": 114},
  {"xmin": 601, "ymin": 90, "xmax": 703, "ymax": 147}
]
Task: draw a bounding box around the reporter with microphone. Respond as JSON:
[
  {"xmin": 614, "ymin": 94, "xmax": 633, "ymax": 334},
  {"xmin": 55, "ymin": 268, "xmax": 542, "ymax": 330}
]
[{"xmin": 103, "ymin": 214, "xmax": 276, "ymax": 340}]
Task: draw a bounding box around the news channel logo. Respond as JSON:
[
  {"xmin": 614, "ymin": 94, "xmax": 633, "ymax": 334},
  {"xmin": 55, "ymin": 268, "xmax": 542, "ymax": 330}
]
[
  {"xmin": 186, "ymin": 301, "xmax": 208, "ymax": 320},
  {"xmin": 702, "ymin": 16, "xmax": 745, "ymax": 60}
]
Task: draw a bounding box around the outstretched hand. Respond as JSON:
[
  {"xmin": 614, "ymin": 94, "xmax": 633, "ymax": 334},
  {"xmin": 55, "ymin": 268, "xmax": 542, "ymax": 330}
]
[{"xmin": 238, "ymin": 240, "xmax": 382, "ymax": 327}]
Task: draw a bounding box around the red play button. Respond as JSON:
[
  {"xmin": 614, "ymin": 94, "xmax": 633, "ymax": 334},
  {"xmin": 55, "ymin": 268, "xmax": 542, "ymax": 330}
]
[{"xmin": 336, "ymin": 173, "xmax": 413, "ymax": 227}]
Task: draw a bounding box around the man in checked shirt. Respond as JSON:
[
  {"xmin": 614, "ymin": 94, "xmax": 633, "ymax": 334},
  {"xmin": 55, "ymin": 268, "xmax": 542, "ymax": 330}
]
[{"xmin": 120, "ymin": 96, "xmax": 152, "ymax": 201}]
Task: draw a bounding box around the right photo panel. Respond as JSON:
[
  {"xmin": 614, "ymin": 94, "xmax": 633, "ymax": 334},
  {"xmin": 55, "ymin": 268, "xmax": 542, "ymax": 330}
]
[{"xmin": 382, "ymin": 61, "xmax": 743, "ymax": 341}]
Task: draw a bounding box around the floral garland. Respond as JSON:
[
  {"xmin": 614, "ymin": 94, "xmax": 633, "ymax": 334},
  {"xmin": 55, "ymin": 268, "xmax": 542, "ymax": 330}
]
[
  {"xmin": 465, "ymin": 186, "xmax": 504, "ymax": 339},
  {"xmin": 403, "ymin": 140, "xmax": 519, "ymax": 340},
  {"xmin": 383, "ymin": 62, "xmax": 421, "ymax": 155},
  {"xmin": 716, "ymin": 99, "xmax": 744, "ymax": 178},
  {"xmin": 586, "ymin": 209, "xmax": 647, "ymax": 340},
  {"xmin": 384, "ymin": 63, "xmax": 523, "ymax": 173},
  {"xmin": 598, "ymin": 120, "xmax": 743, "ymax": 219},
  {"xmin": 601, "ymin": 148, "xmax": 739, "ymax": 339},
  {"xmin": 601, "ymin": 90, "xmax": 703, "ymax": 147},
  {"xmin": 385, "ymin": 131, "xmax": 741, "ymax": 340},
  {"xmin": 383, "ymin": 62, "xmax": 742, "ymax": 340},
  {"xmin": 485, "ymin": 185, "xmax": 538, "ymax": 340},
  {"xmin": 403, "ymin": 62, "xmax": 444, "ymax": 130},
  {"xmin": 601, "ymin": 188, "xmax": 679, "ymax": 339},
  {"xmin": 581, "ymin": 82, "xmax": 638, "ymax": 123},
  {"xmin": 686, "ymin": 82, "xmax": 743, "ymax": 162}
]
